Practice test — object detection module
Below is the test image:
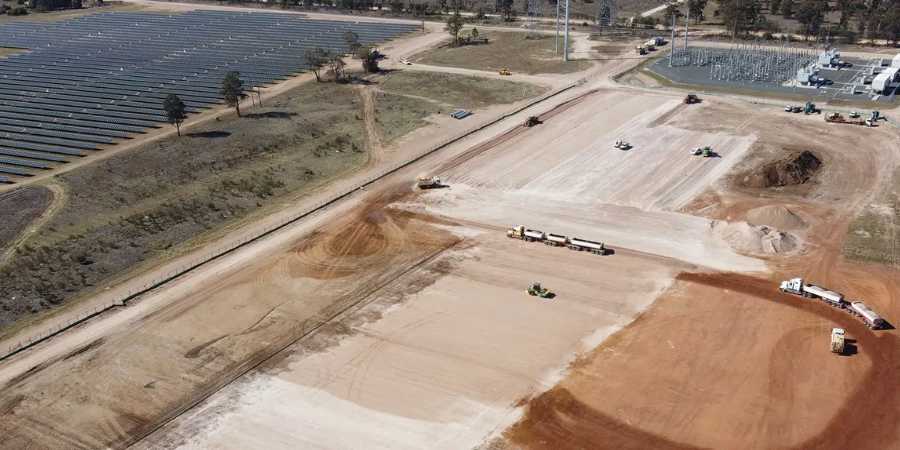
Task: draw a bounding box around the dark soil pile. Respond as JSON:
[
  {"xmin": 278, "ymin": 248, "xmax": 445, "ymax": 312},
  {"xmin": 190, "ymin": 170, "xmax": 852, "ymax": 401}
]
[{"xmin": 743, "ymin": 151, "xmax": 822, "ymax": 188}]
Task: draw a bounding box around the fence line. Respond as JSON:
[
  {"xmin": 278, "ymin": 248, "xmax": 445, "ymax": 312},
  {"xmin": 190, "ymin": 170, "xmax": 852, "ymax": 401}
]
[{"xmin": 1, "ymin": 81, "xmax": 581, "ymax": 362}]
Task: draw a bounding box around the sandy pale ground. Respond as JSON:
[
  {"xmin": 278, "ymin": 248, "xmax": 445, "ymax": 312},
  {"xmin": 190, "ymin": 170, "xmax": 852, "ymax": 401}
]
[{"xmin": 140, "ymin": 233, "xmax": 684, "ymax": 449}]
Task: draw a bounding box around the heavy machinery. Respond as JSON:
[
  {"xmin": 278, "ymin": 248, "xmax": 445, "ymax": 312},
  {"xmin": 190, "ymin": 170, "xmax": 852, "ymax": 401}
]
[
  {"xmin": 524, "ymin": 116, "xmax": 542, "ymax": 128},
  {"xmin": 826, "ymin": 112, "xmax": 866, "ymax": 126},
  {"xmin": 780, "ymin": 277, "xmax": 887, "ymax": 329},
  {"xmin": 785, "ymin": 105, "xmax": 802, "ymax": 113},
  {"xmin": 804, "ymin": 101, "xmax": 820, "ymax": 114},
  {"xmin": 507, "ymin": 225, "xmax": 546, "ymax": 242},
  {"xmin": 831, "ymin": 328, "xmax": 846, "ymax": 354},
  {"xmin": 527, "ymin": 282, "xmax": 553, "ymax": 298},
  {"xmin": 849, "ymin": 111, "xmax": 861, "ymax": 119},
  {"xmin": 691, "ymin": 146, "xmax": 714, "ymax": 157},
  {"xmin": 684, "ymin": 94, "xmax": 700, "ymax": 104},
  {"xmin": 417, "ymin": 176, "xmax": 442, "ymax": 189},
  {"xmin": 498, "ymin": 68, "xmax": 512, "ymax": 76},
  {"xmin": 636, "ymin": 46, "xmax": 647, "ymax": 55},
  {"xmin": 614, "ymin": 139, "xmax": 632, "ymax": 150},
  {"xmin": 507, "ymin": 226, "xmax": 611, "ymax": 255}
]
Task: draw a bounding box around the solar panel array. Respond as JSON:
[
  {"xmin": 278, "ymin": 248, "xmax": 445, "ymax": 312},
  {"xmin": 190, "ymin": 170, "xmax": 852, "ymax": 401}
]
[{"xmin": 0, "ymin": 10, "xmax": 419, "ymax": 183}]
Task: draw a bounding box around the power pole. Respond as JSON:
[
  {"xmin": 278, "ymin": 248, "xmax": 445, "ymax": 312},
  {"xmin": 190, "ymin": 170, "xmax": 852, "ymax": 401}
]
[
  {"xmin": 563, "ymin": 0, "xmax": 570, "ymax": 61},
  {"xmin": 555, "ymin": 0, "xmax": 561, "ymax": 53}
]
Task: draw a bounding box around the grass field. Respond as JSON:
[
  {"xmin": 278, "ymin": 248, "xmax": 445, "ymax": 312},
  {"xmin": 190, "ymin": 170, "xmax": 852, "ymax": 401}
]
[
  {"xmin": 414, "ymin": 30, "xmax": 592, "ymax": 75},
  {"xmin": 843, "ymin": 167, "xmax": 900, "ymax": 266},
  {"xmin": 0, "ymin": 72, "xmax": 549, "ymax": 330},
  {"xmin": 379, "ymin": 70, "xmax": 548, "ymax": 109},
  {"xmin": 0, "ymin": 82, "xmax": 370, "ymax": 327},
  {"xmin": 0, "ymin": 2, "xmax": 148, "ymax": 23}
]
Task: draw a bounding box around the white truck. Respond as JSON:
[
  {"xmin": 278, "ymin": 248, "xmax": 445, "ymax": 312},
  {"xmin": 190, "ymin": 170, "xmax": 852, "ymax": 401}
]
[
  {"xmin": 568, "ymin": 237, "xmax": 608, "ymax": 255},
  {"xmin": 831, "ymin": 328, "xmax": 845, "ymax": 354},
  {"xmin": 506, "ymin": 225, "xmax": 546, "ymax": 242},
  {"xmin": 543, "ymin": 233, "xmax": 568, "ymax": 247},
  {"xmin": 850, "ymin": 301, "xmax": 887, "ymax": 329},
  {"xmin": 779, "ymin": 278, "xmax": 845, "ymax": 306}
]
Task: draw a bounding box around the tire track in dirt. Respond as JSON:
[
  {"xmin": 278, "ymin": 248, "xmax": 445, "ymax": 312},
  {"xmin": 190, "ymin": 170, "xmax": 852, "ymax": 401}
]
[{"xmin": 358, "ymin": 86, "xmax": 386, "ymax": 166}]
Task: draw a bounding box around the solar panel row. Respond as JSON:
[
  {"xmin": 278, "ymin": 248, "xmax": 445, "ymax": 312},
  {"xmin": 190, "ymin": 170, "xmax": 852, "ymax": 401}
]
[{"xmin": 0, "ymin": 10, "xmax": 418, "ymax": 182}]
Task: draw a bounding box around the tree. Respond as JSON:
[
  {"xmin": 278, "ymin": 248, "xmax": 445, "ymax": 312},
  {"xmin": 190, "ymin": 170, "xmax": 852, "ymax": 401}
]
[
  {"xmin": 781, "ymin": 0, "xmax": 794, "ymax": 17},
  {"xmin": 163, "ymin": 94, "xmax": 187, "ymax": 136},
  {"xmin": 344, "ymin": 30, "xmax": 361, "ymax": 55},
  {"xmin": 719, "ymin": 0, "xmax": 761, "ymax": 37},
  {"xmin": 498, "ymin": 0, "xmax": 515, "ymax": 21},
  {"xmin": 221, "ymin": 71, "xmax": 245, "ymax": 117},
  {"xmin": 794, "ymin": 0, "xmax": 825, "ymax": 39},
  {"xmin": 357, "ymin": 46, "xmax": 380, "ymax": 73},
  {"xmin": 688, "ymin": 0, "xmax": 708, "ymax": 22},
  {"xmin": 328, "ymin": 55, "xmax": 347, "ymax": 82},
  {"xmin": 305, "ymin": 47, "xmax": 330, "ymax": 82},
  {"xmin": 445, "ymin": 11, "xmax": 465, "ymax": 46},
  {"xmin": 770, "ymin": 0, "xmax": 781, "ymax": 16}
]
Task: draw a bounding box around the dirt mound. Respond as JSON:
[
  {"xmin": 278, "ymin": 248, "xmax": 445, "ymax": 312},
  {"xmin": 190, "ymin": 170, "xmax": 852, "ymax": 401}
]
[
  {"xmin": 745, "ymin": 205, "xmax": 807, "ymax": 230},
  {"xmin": 743, "ymin": 151, "xmax": 822, "ymax": 188},
  {"xmin": 712, "ymin": 221, "xmax": 800, "ymax": 255}
]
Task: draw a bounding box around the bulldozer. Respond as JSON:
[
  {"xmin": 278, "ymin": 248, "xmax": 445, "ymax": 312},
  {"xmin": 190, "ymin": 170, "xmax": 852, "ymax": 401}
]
[
  {"xmin": 684, "ymin": 94, "xmax": 700, "ymax": 104},
  {"xmin": 527, "ymin": 282, "xmax": 553, "ymax": 298},
  {"xmin": 417, "ymin": 176, "xmax": 442, "ymax": 189},
  {"xmin": 614, "ymin": 139, "xmax": 632, "ymax": 150},
  {"xmin": 498, "ymin": 68, "xmax": 512, "ymax": 76},
  {"xmin": 524, "ymin": 116, "xmax": 542, "ymax": 127}
]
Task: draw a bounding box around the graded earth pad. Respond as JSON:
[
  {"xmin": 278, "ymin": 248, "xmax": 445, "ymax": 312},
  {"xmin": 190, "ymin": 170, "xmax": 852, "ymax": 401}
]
[{"xmin": 136, "ymin": 230, "xmax": 684, "ymax": 450}]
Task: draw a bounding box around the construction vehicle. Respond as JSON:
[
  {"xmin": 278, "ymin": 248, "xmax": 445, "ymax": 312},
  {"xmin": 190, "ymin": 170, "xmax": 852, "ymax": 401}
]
[
  {"xmin": 804, "ymin": 101, "xmax": 820, "ymax": 114},
  {"xmin": 506, "ymin": 226, "xmax": 611, "ymax": 255},
  {"xmin": 399, "ymin": 58, "xmax": 412, "ymax": 65},
  {"xmin": 417, "ymin": 176, "xmax": 441, "ymax": 189},
  {"xmin": 779, "ymin": 277, "xmax": 887, "ymax": 329},
  {"xmin": 831, "ymin": 328, "xmax": 846, "ymax": 354},
  {"xmin": 691, "ymin": 146, "xmax": 714, "ymax": 157},
  {"xmin": 826, "ymin": 112, "xmax": 866, "ymax": 126},
  {"xmin": 506, "ymin": 225, "xmax": 546, "ymax": 242},
  {"xmin": 614, "ymin": 139, "xmax": 632, "ymax": 150},
  {"xmin": 498, "ymin": 68, "xmax": 512, "ymax": 76},
  {"xmin": 849, "ymin": 111, "xmax": 861, "ymax": 119},
  {"xmin": 527, "ymin": 282, "xmax": 553, "ymax": 298},
  {"xmin": 524, "ymin": 116, "xmax": 542, "ymax": 128},
  {"xmin": 567, "ymin": 237, "xmax": 608, "ymax": 255},
  {"xmin": 684, "ymin": 94, "xmax": 700, "ymax": 104},
  {"xmin": 785, "ymin": 105, "xmax": 802, "ymax": 113},
  {"xmin": 871, "ymin": 110, "xmax": 883, "ymax": 121},
  {"xmin": 636, "ymin": 46, "xmax": 647, "ymax": 55}
]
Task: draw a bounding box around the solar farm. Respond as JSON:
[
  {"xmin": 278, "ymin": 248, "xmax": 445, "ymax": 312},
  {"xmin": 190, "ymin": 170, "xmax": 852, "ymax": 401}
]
[{"xmin": 0, "ymin": 11, "xmax": 418, "ymax": 183}]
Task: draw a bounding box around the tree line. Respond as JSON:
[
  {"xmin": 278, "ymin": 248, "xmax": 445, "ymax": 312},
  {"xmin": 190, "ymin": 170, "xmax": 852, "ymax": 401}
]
[{"xmin": 710, "ymin": 0, "xmax": 900, "ymax": 43}]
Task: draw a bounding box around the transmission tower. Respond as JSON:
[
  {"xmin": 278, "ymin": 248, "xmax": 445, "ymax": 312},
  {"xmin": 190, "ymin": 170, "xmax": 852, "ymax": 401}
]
[{"xmin": 596, "ymin": 0, "xmax": 616, "ymax": 27}]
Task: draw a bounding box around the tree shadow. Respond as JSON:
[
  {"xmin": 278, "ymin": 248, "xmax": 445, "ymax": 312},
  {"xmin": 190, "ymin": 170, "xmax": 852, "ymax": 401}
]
[
  {"xmin": 243, "ymin": 111, "xmax": 297, "ymax": 119},
  {"xmin": 187, "ymin": 131, "xmax": 231, "ymax": 138}
]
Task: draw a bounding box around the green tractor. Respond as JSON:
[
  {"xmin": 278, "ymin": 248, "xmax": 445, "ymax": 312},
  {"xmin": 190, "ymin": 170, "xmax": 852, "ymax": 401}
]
[
  {"xmin": 691, "ymin": 146, "xmax": 714, "ymax": 157},
  {"xmin": 527, "ymin": 282, "xmax": 553, "ymax": 299}
]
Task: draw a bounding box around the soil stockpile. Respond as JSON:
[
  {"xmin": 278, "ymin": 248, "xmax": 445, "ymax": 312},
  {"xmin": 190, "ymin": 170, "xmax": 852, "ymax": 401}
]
[
  {"xmin": 742, "ymin": 151, "xmax": 822, "ymax": 188},
  {"xmin": 712, "ymin": 220, "xmax": 800, "ymax": 255},
  {"xmin": 745, "ymin": 205, "xmax": 807, "ymax": 230}
]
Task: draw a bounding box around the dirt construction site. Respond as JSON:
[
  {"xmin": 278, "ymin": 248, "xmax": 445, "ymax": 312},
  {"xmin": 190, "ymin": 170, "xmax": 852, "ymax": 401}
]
[{"xmin": 1, "ymin": 2, "xmax": 899, "ymax": 450}]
